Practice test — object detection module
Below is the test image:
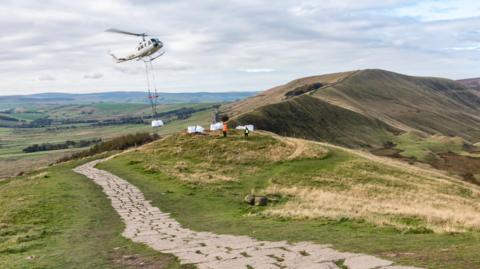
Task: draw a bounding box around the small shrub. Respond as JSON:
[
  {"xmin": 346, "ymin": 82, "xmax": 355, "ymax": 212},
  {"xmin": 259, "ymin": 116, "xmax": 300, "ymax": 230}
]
[
  {"xmin": 58, "ymin": 132, "xmax": 160, "ymax": 162},
  {"xmin": 285, "ymin": 83, "xmax": 323, "ymax": 98},
  {"xmin": 383, "ymin": 141, "xmax": 396, "ymax": 149}
]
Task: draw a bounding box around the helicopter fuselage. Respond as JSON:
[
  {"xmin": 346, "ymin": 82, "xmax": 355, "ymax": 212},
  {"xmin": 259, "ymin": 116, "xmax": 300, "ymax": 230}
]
[
  {"xmin": 136, "ymin": 38, "xmax": 163, "ymax": 57},
  {"xmin": 111, "ymin": 37, "xmax": 164, "ymax": 63}
]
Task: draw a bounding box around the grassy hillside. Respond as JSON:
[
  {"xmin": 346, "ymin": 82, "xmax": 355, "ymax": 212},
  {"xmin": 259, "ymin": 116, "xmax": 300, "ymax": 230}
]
[
  {"xmin": 98, "ymin": 131, "xmax": 480, "ymax": 268},
  {"xmin": 224, "ymin": 69, "xmax": 480, "ymax": 148},
  {"xmin": 232, "ymin": 95, "xmax": 398, "ymax": 148},
  {"xmin": 315, "ymin": 70, "xmax": 480, "ymax": 141},
  {"xmin": 0, "ymin": 157, "xmax": 189, "ymax": 269}
]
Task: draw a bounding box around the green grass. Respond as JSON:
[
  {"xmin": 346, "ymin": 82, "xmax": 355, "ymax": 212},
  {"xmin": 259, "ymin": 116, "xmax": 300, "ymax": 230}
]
[
  {"xmin": 0, "ymin": 158, "xmax": 190, "ymax": 269},
  {"xmin": 97, "ymin": 132, "xmax": 480, "ymax": 269},
  {"xmin": 392, "ymin": 132, "xmax": 465, "ymax": 162}
]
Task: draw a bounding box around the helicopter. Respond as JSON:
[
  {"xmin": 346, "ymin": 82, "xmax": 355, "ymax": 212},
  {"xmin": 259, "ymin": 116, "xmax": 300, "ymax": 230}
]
[
  {"xmin": 106, "ymin": 28, "xmax": 164, "ymax": 63},
  {"xmin": 106, "ymin": 28, "xmax": 166, "ymax": 127}
]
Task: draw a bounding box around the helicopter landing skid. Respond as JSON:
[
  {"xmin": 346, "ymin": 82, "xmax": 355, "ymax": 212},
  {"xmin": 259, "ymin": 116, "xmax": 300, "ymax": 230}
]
[{"xmin": 141, "ymin": 50, "xmax": 165, "ymax": 62}]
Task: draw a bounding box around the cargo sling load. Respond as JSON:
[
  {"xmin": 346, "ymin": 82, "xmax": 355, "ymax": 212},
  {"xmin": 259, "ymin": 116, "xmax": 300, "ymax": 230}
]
[{"xmin": 106, "ymin": 28, "xmax": 166, "ymax": 127}]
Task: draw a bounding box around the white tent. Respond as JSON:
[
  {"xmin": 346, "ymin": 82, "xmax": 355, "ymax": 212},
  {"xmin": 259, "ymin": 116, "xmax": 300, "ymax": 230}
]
[
  {"xmin": 235, "ymin": 124, "xmax": 255, "ymax": 131},
  {"xmin": 187, "ymin": 125, "xmax": 205, "ymax": 133},
  {"xmin": 210, "ymin": 122, "xmax": 223, "ymax": 131},
  {"xmin": 151, "ymin": 120, "xmax": 164, "ymax": 127}
]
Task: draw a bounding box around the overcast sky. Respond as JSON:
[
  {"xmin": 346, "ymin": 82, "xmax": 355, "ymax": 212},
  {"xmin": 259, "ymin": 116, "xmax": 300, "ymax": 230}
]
[{"xmin": 1, "ymin": 0, "xmax": 479, "ymax": 95}]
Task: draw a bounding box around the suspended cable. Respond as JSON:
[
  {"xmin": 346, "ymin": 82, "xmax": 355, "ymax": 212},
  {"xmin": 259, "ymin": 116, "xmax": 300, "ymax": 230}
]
[
  {"xmin": 144, "ymin": 61, "xmax": 157, "ymax": 120},
  {"xmin": 149, "ymin": 60, "xmax": 159, "ymax": 120}
]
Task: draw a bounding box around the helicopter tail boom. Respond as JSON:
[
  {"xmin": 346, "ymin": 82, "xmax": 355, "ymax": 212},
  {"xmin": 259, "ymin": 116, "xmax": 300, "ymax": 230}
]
[{"xmin": 108, "ymin": 51, "xmax": 131, "ymax": 63}]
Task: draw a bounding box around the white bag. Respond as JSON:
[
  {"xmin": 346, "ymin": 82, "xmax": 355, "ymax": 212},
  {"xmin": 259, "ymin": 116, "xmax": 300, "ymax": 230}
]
[
  {"xmin": 151, "ymin": 120, "xmax": 164, "ymax": 127},
  {"xmin": 187, "ymin": 125, "xmax": 204, "ymax": 133},
  {"xmin": 210, "ymin": 122, "xmax": 223, "ymax": 131},
  {"xmin": 236, "ymin": 124, "xmax": 254, "ymax": 131}
]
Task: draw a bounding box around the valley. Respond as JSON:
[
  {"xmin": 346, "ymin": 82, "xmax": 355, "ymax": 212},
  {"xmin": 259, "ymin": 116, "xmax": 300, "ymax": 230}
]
[{"xmin": 0, "ymin": 92, "xmax": 248, "ymax": 177}]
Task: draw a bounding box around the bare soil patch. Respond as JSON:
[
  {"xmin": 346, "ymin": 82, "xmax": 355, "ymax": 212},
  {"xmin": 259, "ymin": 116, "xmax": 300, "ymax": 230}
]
[{"xmin": 432, "ymin": 152, "xmax": 480, "ymax": 183}]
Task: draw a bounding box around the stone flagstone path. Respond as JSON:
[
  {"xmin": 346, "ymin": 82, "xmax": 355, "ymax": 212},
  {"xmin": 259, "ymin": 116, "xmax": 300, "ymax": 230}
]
[{"xmin": 74, "ymin": 159, "xmax": 421, "ymax": 269}]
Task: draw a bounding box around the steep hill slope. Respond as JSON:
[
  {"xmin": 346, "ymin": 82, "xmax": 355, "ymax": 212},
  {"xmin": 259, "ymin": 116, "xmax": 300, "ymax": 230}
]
[
  {"xmin": 233, "ymin": 94, "xmax": 398, "ymax": 147},
  {"xmin": 227, "ymin": 69, "xmax": 480, "ymax": 146}
]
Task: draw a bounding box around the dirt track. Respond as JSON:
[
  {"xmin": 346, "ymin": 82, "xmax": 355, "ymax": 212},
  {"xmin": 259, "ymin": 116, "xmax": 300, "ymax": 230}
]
[{"xmin": 74, "ymin": 159, "xmax": 419, "ymax": 269}]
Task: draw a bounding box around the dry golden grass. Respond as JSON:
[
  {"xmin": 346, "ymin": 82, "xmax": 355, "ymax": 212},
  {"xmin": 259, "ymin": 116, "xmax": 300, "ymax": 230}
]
[
  {"xmin": 144, "ymin": 161, "xmax": 235, "ymax": 183},
  {"xmin": 28, "ymin": 172, "xmax": 49, "ymax": 180},
  {"xmin": 264, "ymin": 155, "xmax": 480, "ymax": 233},
  {"xmin": 260, "ymin": 132, "xmax": 480, "ymax": 232},
  {"xmin": 0, "ymin": 153, "xmax": 60, "ymax": 178},
  {"xmin": 281, "ymin": 137, "xmax": 329, "ymax": 160}
]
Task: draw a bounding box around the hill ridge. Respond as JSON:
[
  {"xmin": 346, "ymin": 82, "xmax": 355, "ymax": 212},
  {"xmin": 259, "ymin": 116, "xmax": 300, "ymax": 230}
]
[{"xmin": 225, "ymin": 69, "xmax": 480, "ymax": 147}]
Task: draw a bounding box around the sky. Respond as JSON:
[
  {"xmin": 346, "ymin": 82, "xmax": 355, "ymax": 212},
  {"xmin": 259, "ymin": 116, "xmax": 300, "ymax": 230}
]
[{"xmin": 0, "ymin": 0, "xmax": 479, "ymax": 95}]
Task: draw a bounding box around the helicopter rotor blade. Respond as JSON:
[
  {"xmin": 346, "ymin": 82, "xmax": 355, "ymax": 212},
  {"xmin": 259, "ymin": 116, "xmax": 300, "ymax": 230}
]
[{"xmin": 106, "ymin": 28, "xmax": 148, "ymax": 37}]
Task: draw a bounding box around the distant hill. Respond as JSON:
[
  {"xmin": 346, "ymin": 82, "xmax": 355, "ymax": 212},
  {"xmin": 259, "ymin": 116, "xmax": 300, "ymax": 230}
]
[
  {"xmin": 0, "ymin": 91, "xmax": 257, "ymax": 105},
  {"xmin": 458, "ymin": 78, "xmax": 480, "ymax": 96},
  {"xmin": 225, "ymin": 69, "xmax": 480, "ymax": 147}
]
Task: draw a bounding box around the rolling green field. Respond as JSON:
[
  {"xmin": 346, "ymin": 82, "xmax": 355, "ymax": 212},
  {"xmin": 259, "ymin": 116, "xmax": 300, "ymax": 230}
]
[
  {"xmin": 96, "ymin": 131, "xmax": 480, "ymax": 269},
  {"xmin": 0, "ymin": 103, "xmax": 213, "ymax": 178},
  {"xmin": 1, "ymin": 102, "xmax": 214, "ymax": 122}
]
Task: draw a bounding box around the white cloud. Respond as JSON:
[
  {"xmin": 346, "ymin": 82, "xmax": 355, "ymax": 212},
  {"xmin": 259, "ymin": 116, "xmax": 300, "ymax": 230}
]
[
  {"xmin": 0, "ymin": 0, "xmax": 479, "ymax": 95},
  {"xmin": 83, "ymin": 72, "xmax": 103, "ymax": 79},
  {"xmin": 238, "ymin": 68, "xmax": 276, "ymax": 73},
  {"xmin": 38, "ymin": 75, "xmax": 55, "ymax": 81}
]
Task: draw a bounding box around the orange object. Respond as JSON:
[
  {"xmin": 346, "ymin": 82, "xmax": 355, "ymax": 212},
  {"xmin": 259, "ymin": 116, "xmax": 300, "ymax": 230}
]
[{"xmin": 223, "ymin": 122, "xmax": 228, "ymax": 132}]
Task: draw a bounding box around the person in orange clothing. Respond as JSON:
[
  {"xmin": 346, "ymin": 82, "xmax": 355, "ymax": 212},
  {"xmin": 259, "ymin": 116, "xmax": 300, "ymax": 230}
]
[{"xmin": 222, "ymin": 121, "xmax": 228, "ymax": 137}]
